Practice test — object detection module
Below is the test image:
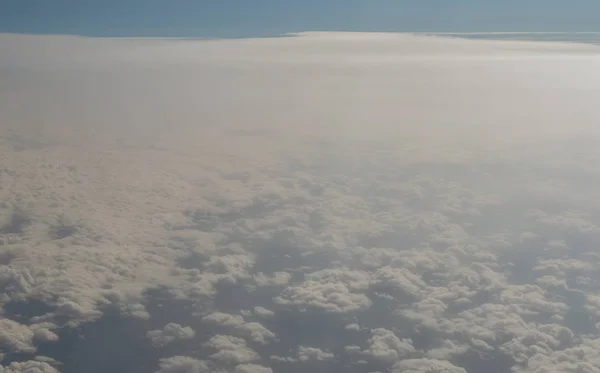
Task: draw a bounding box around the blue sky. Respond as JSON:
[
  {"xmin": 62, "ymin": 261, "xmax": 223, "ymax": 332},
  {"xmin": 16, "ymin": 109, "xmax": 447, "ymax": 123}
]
[{"xmin": 1, "ymin": 0, "xmax": 599, "ymax": 37}]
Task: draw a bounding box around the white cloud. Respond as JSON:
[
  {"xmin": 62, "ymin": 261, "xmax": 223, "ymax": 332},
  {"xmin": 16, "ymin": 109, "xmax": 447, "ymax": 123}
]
[
  {"xmin": 0, "ymin": 361, "xmax": 59, "ymax": 373},
  {"xmin": 32, "ymin": 328, "xmax": 59, "ymax": 343},
  {"xmin": 363, "ymin": 328, "xmax": 416, "ymax": 364},
  {"xmin": 253, "ymin": 272, "xmax": 292, "ymax": 287},
  {"xmin": 233, "ymin": 364, "xmax": 273, "ymax": 373},
  {"xmin": 392, "ymin": 358, "xmax": 467, "ymax": 373},
  {"xmin": 425, "ymin": 340, "xmax": 469, "ymax": 360},
  {"xmin": 252, "ymin": 307, "xmax": 275, "ymax": 318},
  {"xmin": 155, "ymin": 356, "xmax": 211, "ymax": 373},
  {"xmin": 2, "ymin": 31, "xmax": 600, "ymax": 373},
  {"xmin": 373, "ymin": 266, "xmax": 427, "ymax": 298},
  {"xmin": 147, "ymin": 323, "xmax": 195, "ymax": 347},
  {"xmin": 202, "ymin": 312, "xmax": 276, "ymax": 344},
  {"xmin": 0, "ymin": 319, "xmax": 36, "ymax": 354},
  {"xmin": 32, "ymin": 356, "xmax": 60, "ymax": 366},
  {"xmin": 269, "ymin": 355, "xmax": 297, "ymax": 363},
  {"xmin": 202, "ymin": 312, "xmax": 245, "ymax": 328},
  {"xmin": 269, "ymin": 346, "xmax": 336, "ymax": 364},
  {"xmin": 514, "ymin": 337, "xmax": 600, "ymax": 373},
  {"xmin": 203, "ymin": 335, "xmax": 260, "ymax": 365},
  {"xmin": 297, "ymin": 346, "xmax": 335, "ymax": 361},
  {"xmin": 0, "ymin": 267, "xmax": 35, "ymax": 300},
  {"xmin": 345, "ymin": 323, "xmax": 361, "ymax": 331},
  {"xmin": 275, "ymin": 268, "xmax": 372, "ymax": 313}
]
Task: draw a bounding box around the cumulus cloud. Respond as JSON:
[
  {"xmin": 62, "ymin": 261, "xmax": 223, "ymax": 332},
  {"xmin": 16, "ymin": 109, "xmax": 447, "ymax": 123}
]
[
  {"xmin": 202, "ymin": 312, "xmax": 276, "ymax": 344},
  {"xmin": 392, "ymin": 358, "xmax": 467, "ymax": 373},
  {"xmin": 363, "ymin": 328, "xmax": 416, "ymax": 364},
  {"xmin": 0, "ymin": 319, "xmax": 37, "ymax": 354},
  {"xmin": 0, "ymin": 361, "xmax": 59, "ymax": 373},
  {"xmin": 155, "ymin": 356, "xmax": 210, "ymax": 373},
  {"xmin": 147, "ymin": 323, "xmax": 196, "ymax": 347},
  {"xmin": 203, "ymin": 335, "xmax": 260, "ymax": 365},
  {"xmin": 2, "ymin": 30, "xmax": 600, "ymax": 373},
  {"xmin": 297, "ymin": 346, "xmax": 335, "ymax": 361},
  {"xmin": 252, "ymin": 307, "xmax": 275, "ymax": 318},
  {"xmin": 270, "ymin": 345, "xmax": 335, "ymax": 363},
  {"xmin": 275, "ymin": 268, "xmax": 372, "ymax": 313},
  {"xmin": 345, "ymin": 323, "xmax": 361, "ymax": 331},
  {"xmin": 233, "ymin": 364, "xmax": 273, "ymax": 373}
]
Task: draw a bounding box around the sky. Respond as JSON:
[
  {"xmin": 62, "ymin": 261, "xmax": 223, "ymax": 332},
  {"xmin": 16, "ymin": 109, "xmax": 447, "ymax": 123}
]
[{"xmin": 1, "ymin": 0, "xmax": 600, "ymax": 37}]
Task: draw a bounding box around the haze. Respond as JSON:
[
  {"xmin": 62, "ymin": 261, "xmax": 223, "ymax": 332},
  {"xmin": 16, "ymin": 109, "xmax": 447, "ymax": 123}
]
[{"xmin": 1, "ymin": 32, "xmax": 600, "ymax": 373}]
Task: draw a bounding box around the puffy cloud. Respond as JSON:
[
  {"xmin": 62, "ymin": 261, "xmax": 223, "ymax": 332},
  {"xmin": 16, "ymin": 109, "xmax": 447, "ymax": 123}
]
[
  {"xmin": 392, "ymin": 358, "xmax": 467, "ymax": 373},
  {"xmin": 202, "ymin": 312, "xmax": 245, "ymax": 327},
  {"xmin": 233, "ymin": 364, "xmax": 273, "ymax": 373},
  {"xmin": 516, "ymin": 337, "xmax": 600, "ymax": 373},
  {"xmin": 0, "ymin": 267, "xmax": 35, "ymax": 300},
  {"xmin": 269, "ymin": 346, "xmax": 336, "ymax": 364},
  {"xmin": 345, "ymin": 323, "xmax": 361, "ymax": 331},
  {"xmin": 32, "ymin": 357, "xmax": 60, "ymax": 366},
  {"xmin": 363, "ymin": 328, "xmax": 416, "ymax": 364},
  {"xmin": 147, "ymin": 323, "xmax": 195, "ymax": 347},
  {"xmin": 425, "ymin": 340, "xmax": 469, "ymax": 360},
  {"xmin": 269, "ymin": 355, "xmax": 297, "ymax": 363},
  {"xmin": 372, "ymin": 266, "xmax": 427, "ymax": 298},
  {"xmin": 252, "ymin": 307, "xmax": 274, "ymax": 318},
  {"xmin": 203, "ymin": 335, "xmax": 260, "ymax": 364},
  {"xmin": 0, "ymin": 361, "xmax": 59, "ymax": 373},
  {"xmin": 236, "ymin": 322, "xmax": 276, "ymax": 345},
  {"xmin": 32, "ymin": 328, "xmax": 58, "ymax": 343},
  {"xmin": 155, "ymin": 356, "xmax": 210, "ymax": 373},
  {"xmin": 297, "ymin": 346, "xmax": 335, "ymax": 361},
  {"xmin": 253, "ymin": 272, "xmax": 292, "ymax": 287},
  {"xmin": 202, "ymin": 312, "xmax": 276, "ymax": 344},
  {"xmin": 345, "ymin": 345, "xmax": 362, "ymax": 353},
  {"xmin": 0, "ymin": 318, "xmax": 36, "ymax": 354},
  {"xmin": 275, "ymin": 268, "xmax": 372, "ymax": 313}
]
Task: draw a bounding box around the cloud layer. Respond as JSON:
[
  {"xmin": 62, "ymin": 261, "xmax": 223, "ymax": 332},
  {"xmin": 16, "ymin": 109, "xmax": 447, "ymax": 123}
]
[{"xmin": 1, "ymin": 31, "xmax": 600, "ymax": 373}]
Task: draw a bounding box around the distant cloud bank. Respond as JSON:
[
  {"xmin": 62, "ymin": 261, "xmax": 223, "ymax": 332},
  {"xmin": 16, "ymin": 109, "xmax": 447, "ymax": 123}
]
[{"xmin": 1, "ymin": 32, "xmax": 600, "ymax": 373}]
